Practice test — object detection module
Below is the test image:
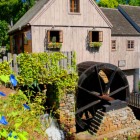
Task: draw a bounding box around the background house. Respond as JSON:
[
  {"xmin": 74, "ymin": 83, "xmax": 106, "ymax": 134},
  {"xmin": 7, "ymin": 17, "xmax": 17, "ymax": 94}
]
[
  {"xmin": 117, "ymin": 5, "xmax": 140, "ymax": 80},
  {"xmin": 101, "ymin": 7, "xmax": 140, "ymax": 93},
  {"xmin": 8, "ymin": 0, "xmax": 140, "ymax": 93}
]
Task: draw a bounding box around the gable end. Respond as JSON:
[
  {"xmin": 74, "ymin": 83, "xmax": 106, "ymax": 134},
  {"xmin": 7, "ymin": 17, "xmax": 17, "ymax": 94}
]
[{"xmin": 89, "ymin": 0, "xmax": 113, "ymax": 28}]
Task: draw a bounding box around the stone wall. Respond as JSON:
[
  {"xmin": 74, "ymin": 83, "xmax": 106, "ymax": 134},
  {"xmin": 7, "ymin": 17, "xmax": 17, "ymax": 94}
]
[
  {"xmin": 46, "ymin": 85, "xmax": 76, "ymax": 139},
  {"xmin": 58, "ymin": 93, "xmax": 76, "ymax": 139},
  {"xmin": 91, "ymin": 107, "xmax": 137, "ymax": 135},
  {"xmin": 76, "ymin": 106, "xmax": 140, "ymax": 140}
]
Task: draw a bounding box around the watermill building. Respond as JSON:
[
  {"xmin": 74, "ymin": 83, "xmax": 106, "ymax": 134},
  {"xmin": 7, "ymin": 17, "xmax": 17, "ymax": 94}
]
[{"xmin": 8, "ymin": 0, "xmax": 140, "ymax": 94}]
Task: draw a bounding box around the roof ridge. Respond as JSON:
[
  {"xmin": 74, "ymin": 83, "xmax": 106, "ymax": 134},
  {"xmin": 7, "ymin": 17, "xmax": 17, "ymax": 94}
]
[
  {"xmin": 100, "ymin": 7, "xmax": 118, "ymax": 10},
  {"xmin": 118, "ymin": 4, "xmax": 140, "ymax": 8}
]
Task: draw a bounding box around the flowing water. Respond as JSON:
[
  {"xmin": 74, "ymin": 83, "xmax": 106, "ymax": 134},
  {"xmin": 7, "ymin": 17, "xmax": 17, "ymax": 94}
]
[{"xmin": 40, "ymin": 114, "xmax": 65, "ymax": 140}]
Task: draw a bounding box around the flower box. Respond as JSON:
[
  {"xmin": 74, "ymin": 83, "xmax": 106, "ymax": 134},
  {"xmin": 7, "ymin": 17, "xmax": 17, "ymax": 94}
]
[
  {"xmin": 47, "ymin": 43, "xmax": 62, "ymax": 49},
  {"xmin": 89, "ymin": 42, "xmax": 102, "ymax": 48}
]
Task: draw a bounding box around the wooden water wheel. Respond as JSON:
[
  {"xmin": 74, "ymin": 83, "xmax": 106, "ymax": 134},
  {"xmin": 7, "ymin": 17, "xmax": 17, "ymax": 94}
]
[{"xmin": 76, "ymin": 61, "xmax": 130, "ymax": 130}]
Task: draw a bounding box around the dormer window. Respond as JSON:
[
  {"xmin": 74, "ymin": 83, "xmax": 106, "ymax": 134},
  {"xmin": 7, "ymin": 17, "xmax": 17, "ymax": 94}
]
[{"xmin": 70, "ymin": 0, "xmax": 80, "ymax": 13}]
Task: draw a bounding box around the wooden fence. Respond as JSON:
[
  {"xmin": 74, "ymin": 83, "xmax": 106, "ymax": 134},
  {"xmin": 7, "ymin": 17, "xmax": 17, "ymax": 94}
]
[
  {"xmin": 128, "ymin": 92, "xmax": 140, "ymax": 108},
  {"xmin": 0, "ymin": 51, "xmax": 75, "ymax": 75}
]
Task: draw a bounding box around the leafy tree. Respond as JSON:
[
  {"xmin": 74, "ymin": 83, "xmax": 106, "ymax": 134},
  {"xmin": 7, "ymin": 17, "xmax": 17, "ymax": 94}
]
[
  {"xmin": 98, "ymin": 0, "xmax": 119, "ymax": 8},
  {"xmin": 0, "ymin": 20, "xmax": 9, "ymax": 46},
  {"xmin": 97, "ymin": 0, "xmax": 140, "ymax": 7},
  {"xmin": 0, "ymin": 0, "xmax": 37, "ymax": 48},
  {"xmin": 130, "ymin": 0, "xmax": 140, "ymax": 5}
]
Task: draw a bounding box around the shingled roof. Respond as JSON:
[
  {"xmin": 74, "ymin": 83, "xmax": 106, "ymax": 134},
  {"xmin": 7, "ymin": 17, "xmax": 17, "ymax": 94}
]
[
  {"xmin": 8, "ymin": 0, "xmax": 49, "ymax": 35},
  {"xmin": 118, "ymin": 5, "xmax": 140, "ymax": 28},
  {"xmin": 101, "ymin": 7, "xmax": 140, "ymax": 36}
]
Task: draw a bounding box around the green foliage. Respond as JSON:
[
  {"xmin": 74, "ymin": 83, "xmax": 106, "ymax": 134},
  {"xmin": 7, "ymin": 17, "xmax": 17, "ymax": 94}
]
[
  {"xmin": 98, "ymin": 0, "xmax": 119, "ymax": 8},
  {"xmin": 0, "ymin": 20, "xmax": 9, "ymax": 46},
  {"xmin": 16, "ymin": 52, "xmax": 78, "ymax": 107},
  {"xmin": 48, "ymin": 43, "xmax": 62, "ymax": 49},
  {"xmin": 52, "ymin": 37, "xmax": 57, "ymax": 43},
  {"xmin": 0, "ymin": 75, "xmax": 10, "ymax": 84},
  {"xmin": 0, "ymin": 0, "xmax": 37, "ymax": 47},
  {"xmin": 0, "ymin": 89, "xmax": 47, "ymax": 140},
  {"xmin": 0, "ymin": 0, "xmax": 37, "ymax": 24},
  {"xmin": 0, "ymin": 128, "xmax": 28, "ymax": 140},
  {"xmin": 89, "ymin": 42, "xmax": 102, "ymax": 48},
  {"xmin": 0, "ymin": 51, "xmax": 78, "ymax": 139},
  {"xmin": 0, "ymin": 61, "xmax": 15, "ymax": 76},
  {"xmin": 97, "ymin": 0, "xmax": 140, "ymax": 8}
]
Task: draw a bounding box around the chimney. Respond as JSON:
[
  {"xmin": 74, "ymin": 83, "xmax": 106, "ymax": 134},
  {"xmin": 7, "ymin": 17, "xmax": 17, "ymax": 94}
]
[{"xmin": 10, "ymin": 18, "xmax": 13, "ymax": 27}]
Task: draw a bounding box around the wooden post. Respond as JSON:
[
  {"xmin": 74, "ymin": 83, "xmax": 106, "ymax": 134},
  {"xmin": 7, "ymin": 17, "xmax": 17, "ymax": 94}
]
[
  {"xmin": 3, "ymin": 56, "xmax": 7, "ymax": 62},
  {"xmin": 8, "ymin": 53, "xmax": 12, "ymax": 71},
  {"xmin": 0, "ymin": 59, "xmax": 2, "ymax": 63},
  {"xmin": 13, "ymin": 54, "xmax": 18, "ymax": 75},
  {"xmin": 68, "ymin": 52, "xmax": 71, "ymax": 74},
  {"xmin": 18, "ymin": 54, "xmax": 21, "ymax": 74},
  {"xmin": 64, "ymin": 52, "xmax": 67, "ymax": 70},
  {"xmin": 71, "ymin": 51, "xmax": 74, "ymax": 72},
  {"xmin": 60, "ymin": 52, "xmax": 64, "ymax": 70}
]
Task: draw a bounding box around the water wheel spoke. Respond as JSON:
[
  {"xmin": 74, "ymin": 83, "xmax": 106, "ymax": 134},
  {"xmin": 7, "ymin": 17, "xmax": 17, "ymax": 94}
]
[
  {"xmin": 76, "ymin": 114, "xmax": 88, "ymax": 129},
  {"xmin": 85, "ymin": 110, "xmax": 89, "ymax": 119},
  {"xmin": 103, "ymin": 68, "xmax": 118, "ymax": 94},
  {"xmin": 78, "ymin": 86, "xmax": 100, "ymax": 97},
  {"xmin": 95, "ymin": 66, "xmax": 103, "ymax": 94},
  {"xmin": 109, "ymin": 85, "xmax": 129, "ymax": 96},
  {"xmin": 99, "ymin": 95, "xmax": 115, "ymax": 101},
  {"xmin": 75, "ymin": 100, "xmax": 101, "ymax": 114}
]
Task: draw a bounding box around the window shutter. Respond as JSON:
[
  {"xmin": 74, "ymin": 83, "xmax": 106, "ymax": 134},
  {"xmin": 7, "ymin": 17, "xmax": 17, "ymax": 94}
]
[
  {"xmin": 89, "ymin": 31, "xmax": 92, "ymax": 43},
  {"xmin": 99, "ymin": 31, "xmax": 103, "ymax": 42},
  {"xmin": 47, "ymin": 30, "xmax": 50, "ymax": 43},
  {"xmin": 59, "ymin": 30, "xmax": 63, "ymax": 43}
]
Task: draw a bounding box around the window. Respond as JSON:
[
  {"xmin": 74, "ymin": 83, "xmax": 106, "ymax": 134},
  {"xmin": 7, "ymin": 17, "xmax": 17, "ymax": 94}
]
[
  {"xmin": 70, "ymin": 0, "xmax": 80, "ymax": 13},
  {"xmin": 24, "ymin": 30, "xmax": 31, "ymax": 45},
  {"xmin": 127, "ymin": 40, "xmax": 134, "ymax": 50},
  {"xmin": 111, "ymin": 40, "xmax": 116, "ymax": 50},
  {"xmin": 47, "ymin": 30, "xmax": 63, "ymax": 43},
  {"xmin": 89, "ymin": 31, "xmax": 103, "ymax": 42}
]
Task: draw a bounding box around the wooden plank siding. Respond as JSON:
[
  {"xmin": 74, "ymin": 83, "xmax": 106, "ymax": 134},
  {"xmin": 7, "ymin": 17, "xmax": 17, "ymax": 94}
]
[
  {"xmin": 30, "ymin": 0, "xmax": 110, "ymax": 27},
  {"xmin": 31, "ymin": 26, "xmax": 111, "ymax": 64},
  {"xmin": 111, "ymin": 36, "xmax": 139, "ymax": 70}
]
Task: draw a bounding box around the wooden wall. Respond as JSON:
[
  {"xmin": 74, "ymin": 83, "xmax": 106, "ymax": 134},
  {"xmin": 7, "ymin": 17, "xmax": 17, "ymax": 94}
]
[
  {"xmin": 10, "ymin": 36, "xmax": 13, "ymax": 54},
  {"xmin": 111, "ymin": 36, "xmax": 140, "ymax": 70},
  {"xmin": 24, "ymin": 40, "xmax": 32, "ymax": 53},
  {"xmin": 123, "ymin": 69, "xmax": 135, "ymax": 93},
  {"xmin": 10, "ymin": 27, "xmax": 32, "ymax": 54},
  {"xmin": 31, "ymin": 26, "xmax": 111, "ymax": 64},
  {"xmin": 30, "ymin": 0, "xmax": 110, "ymax": 27}
]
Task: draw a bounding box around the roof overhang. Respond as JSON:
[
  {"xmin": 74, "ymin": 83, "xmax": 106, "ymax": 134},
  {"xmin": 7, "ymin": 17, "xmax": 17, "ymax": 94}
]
[{"xmin": 8, "ymin": 24, "xmax": 30, "ymax": 35}]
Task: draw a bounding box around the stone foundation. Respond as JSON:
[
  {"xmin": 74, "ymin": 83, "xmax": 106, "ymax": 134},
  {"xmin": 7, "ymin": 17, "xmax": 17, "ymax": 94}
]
[
  {"xmin": 58, "ymin": 93, "xmax": 76, "ymax": 139},
  {"xmin": 90, "ymin": 107, "xmax": 137, "ymax": 135},
  {"xmin": 76, "ymin": 106, "xmax": 140, "ymax": 140},
  {"xmin": 46, "ymin": 84, "xmax": 76, "ymax": 139}
]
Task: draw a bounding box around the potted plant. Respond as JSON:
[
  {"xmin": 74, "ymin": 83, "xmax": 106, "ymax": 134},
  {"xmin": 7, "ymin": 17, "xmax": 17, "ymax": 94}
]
[
  {"xmin": 89, "ymin": 42, "xmax": 102, "ymax": 48},
  {"xmin": 47, "ymin": 37, "xmax": 62, "ymax": 49}
]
